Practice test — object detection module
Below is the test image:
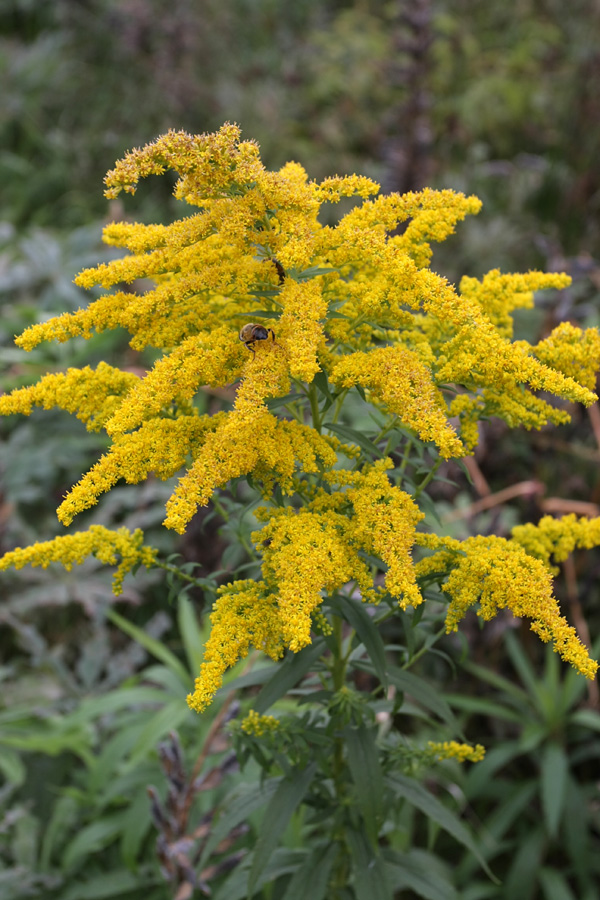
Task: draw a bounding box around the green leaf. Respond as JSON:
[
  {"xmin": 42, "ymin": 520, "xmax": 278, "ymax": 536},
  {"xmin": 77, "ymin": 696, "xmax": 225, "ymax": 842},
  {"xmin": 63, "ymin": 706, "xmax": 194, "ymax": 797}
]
[
  {"xmin": 384, "ymin": 848, "xmax": 458, "ymax": 900},
  {"xmin": 563, "ymin": 776, "xmax": 592, "ymax": 887},
  {"xmin": 0, "ymin": 747, "xmax": 26, "ymax": 786},
  {"xmin": 569, "ymin": 708, "xmax": 600, "ymax": 732},
  {"xmin": 177, "ymin": 594, "xmax": 207, "ymax": 676},
  {"xmin": 344, "ymin": 724, "xmax": 384, "ymax": 848},
  {"xmin": 214, "ymin": 849, "xmax": 303, "ymax": 900},
  {"xmin": 199, "ymin": 779, "xmax": 282, "ymax": 869},
  {"xmin": 541, "ymin": 742, "xmax": 568, "ymax": 838},
  {"xmin": 324, "ymin": 422, "xmax": 380, "ymax": 457},
  {"xmin": 505, "ymin": 631, "xmax": 545, "ymax": 711},
  {"xmin": 444, "ymin": 692, "xmax": 523, "ymax": 723},
  {"xmin": 385, "ymin": 666, "xmax": 457, "ymax": 729},
  {"xmin": 294, "ymin": 265, "xmax": 338, "ymax": 280},
  {"xmin": 503, "ymin": 829, "xmax": 545, "ymax": 899},
  {"xmin": 106, "ymin": 609, "xmax": 190, "ymax": 687},
  {"xmin": 248, "ymin": 763, "xmax": 316, "ymax": 896},
  {"xmin": 62, "ymin": 814, "xmax": 124, "ymax": 870},
  {"xmin": 328, "ymin": 596, "xmax": 388, "ymax": 690},
  {"xmin": 266, "ymin": 392, "xmax": 305, "ymax": 410},
  {"xmin": 480, "ymin": 781, "xmax": 537, "ymax": 845},
  {"xmin": 217, "ymin": 664, "xmax": 278, "ymax": 695},
  {"xmin": 464, "ymin": 740, "xmax": 523, "ymax": 797},
  {"xmin": 387, "ymin": 774, "xmax": 497, "ymax": 881},
  {"xmin": 59, "ymin": 868, "xmax": 159, "ymax": 899},
  {"xmin": 539, "ymin": 867, "xmax": 577, "ymax": 900},
  {"xmin": 460, "ymin": 659, "xmax": 531, "ymax": 710},
  {"xmin": 236, "ymin": 308, "xmax": 283, "ymax": 319},
  {"xmin": 128, "ymin": 699, "xmax": 192, "ymax": 765},
  {"xmin": 281, "ymin": 843, "xmax": 338, "ymax": 900},
  {"xmin": 346, "ymin": 828, "xmax": 391, "ymax": 900},
  {"xmin": 253, "ymin": 639, "xmax": 326, "ymax": 714},
  {"xmin": 120, "ymin": 788, "xmax": 152, "ymax": 869},
  {"xmin": 71, "ymin": 687, "xmax": 172, "ymax": 725},
  {"xmin": 312, "ymin": 370, "xmax": 334, "ymax": 401}
]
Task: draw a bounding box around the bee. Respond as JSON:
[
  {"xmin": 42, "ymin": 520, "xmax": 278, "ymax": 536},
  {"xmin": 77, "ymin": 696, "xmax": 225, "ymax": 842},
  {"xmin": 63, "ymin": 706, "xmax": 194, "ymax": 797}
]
[
  {"xmin": 269, "ymin": 257, "xmax": 286, "ymax": 285},
  {"xmin": 239, "ymin": 322, "xmax": 278, "ymax": 358},
  {"xmin": 261, "ymin": 256, "xmax": 286, "ymax": 285}
]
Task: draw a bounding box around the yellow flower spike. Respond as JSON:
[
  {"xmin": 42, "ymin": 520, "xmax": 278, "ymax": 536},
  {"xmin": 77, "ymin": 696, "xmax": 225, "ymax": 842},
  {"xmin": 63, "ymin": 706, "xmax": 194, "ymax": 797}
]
[
  {"xmin": 103, "ymin": 124, "xmax": 262, "ymax": 200},
  {"xmin": 512, "ymin": 514, "xmax": 600, "ymax": 573},
  {"xmin": 459, "ymin": 269, "xmax": 570, "ymax": 339},
  {"xmin": 257, "ymin": 509, "xmax": 365, "ymax": 652},
  {"xmin": 416, "ymin": 533, "xmax": 598, "ymax": 680},
  {"xmin": 278, "ymin": 279, "xmax": 328, "ymax": 382},
  {"xmin": 0, "ymin": 363, "xmax": 139, "ymax": 432},
  {"xmin": 331, "ymin": 347, "xmax": 464, "ymax": 459},
  {"xmin": 0, "ymin": 525, "xmax": 158, "ymax": 595},
  {"xmin": 104, "ymin": 327, "xmax": 240, "ymax": 436},
  {"xmin": 534, "ymin": 321, "xmax": 600, "ymax": 391},
  {"xmin": 187, "ymin": 581, "xmax": 285, "ymax": 714},
  {"xmin": 57, "ymin": 415, "xmax": 223, "ymax": 526},
  {"xmin": 344, "ymin": 462, "xmax": 425, "ymax": 608}
]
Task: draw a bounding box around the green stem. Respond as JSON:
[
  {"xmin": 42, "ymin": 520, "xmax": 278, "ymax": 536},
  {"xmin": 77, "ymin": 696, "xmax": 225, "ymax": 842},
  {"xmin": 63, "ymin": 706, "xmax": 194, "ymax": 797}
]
[
  {"xmin": 153, "ymin": 561, "xmax": 208, "ymax": 589},
  {"xmin": 308, "ymin": 382, "xmax": 322, "ymax": 434},
  {"xmin": 213, "ymin": 495, "xmax": 258, "ymax": 560},
  {"xmin": 401, "ymin": 626, "xmax": 446, "ymax": 670},
  {"xmin": 331, "ymin": 388, "xmax": 349, "ymax": 425},
  {"xmin": 329, "ymin": 612, "xmax": 350, "ymax": 892},
  {"xmin": 413, "ymin": 456, "xmax": 442, "ymax": 499},
  {"xmin": 398, "ymin": 436, "xmax": 414, "ymax": 476},
  {"xmin": 283, "ymin": 400, "xmax": 304, "ymax": 424}
]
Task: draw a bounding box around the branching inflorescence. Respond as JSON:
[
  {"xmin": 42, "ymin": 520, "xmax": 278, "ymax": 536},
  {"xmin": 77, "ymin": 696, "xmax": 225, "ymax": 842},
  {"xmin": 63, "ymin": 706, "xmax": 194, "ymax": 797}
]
[{"xmin": 1, "ymin": 123, "xmax": 598, "ymax": 709}]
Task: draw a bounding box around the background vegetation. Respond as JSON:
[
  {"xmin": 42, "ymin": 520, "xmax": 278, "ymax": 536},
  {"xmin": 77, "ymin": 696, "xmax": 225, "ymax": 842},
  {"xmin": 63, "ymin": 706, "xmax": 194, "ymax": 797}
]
[{"xmin": 1, "ymin": 1, "xmax": 599, "ymax": 897}]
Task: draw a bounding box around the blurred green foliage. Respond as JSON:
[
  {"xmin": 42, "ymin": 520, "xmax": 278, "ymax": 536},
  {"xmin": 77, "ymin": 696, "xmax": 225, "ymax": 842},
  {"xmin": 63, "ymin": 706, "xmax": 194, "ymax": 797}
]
[{"xmin": 1, "ymin": 0, "xmax": 600, "ymax": 897}]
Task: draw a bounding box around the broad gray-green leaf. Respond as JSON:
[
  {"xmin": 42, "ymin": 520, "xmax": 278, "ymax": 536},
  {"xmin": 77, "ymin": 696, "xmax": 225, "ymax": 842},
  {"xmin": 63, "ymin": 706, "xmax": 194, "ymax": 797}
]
[
  {"xmin": 177, "ymin": 594, "xmax": 207, "ymax": 675},
  {"xmin": 59, "ymin": 868, "xmax": 159, "ymax": 899},
  {"xmin": 538, "ymin": 867, "xmax": 577, "ymax": 900},
  {"xmin": 62, "ymin": 814, "xmax": 124, "ymax": 870}
]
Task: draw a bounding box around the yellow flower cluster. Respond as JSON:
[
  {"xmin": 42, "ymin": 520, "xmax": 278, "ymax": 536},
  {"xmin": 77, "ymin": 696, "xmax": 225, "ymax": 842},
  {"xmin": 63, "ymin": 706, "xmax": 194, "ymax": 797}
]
[
  {"xmin": 427, "ymin": 741, "xmax": 486, "ymax": 763},
  {"xmin": 416, "ymin": 533, "xmax": 598, "ymax": 680},
  {"xmin": 1, "ymin": 124, "xmax": 598, "ymax": 707},
  {"xmin": 187, "ymin": 580, "xmax": 285, "ymax": 713},
  {"xmin": 4, "ymin": 123, "xmax": 597, "ymax": 531},
  {"xmin": 0, "ymin": 525, "xmax": 157, "ymax": 594},
  {"xmin": 186, "ymin": 461, "xmax": 426, "ymax": 710},
  {"xmin": 0, "ymin": 363, "xmax": 139, "ymax": 432},
  {"xmin": 331, "ymin": 347, "xmax": 464, "ymax": 458},
  {"xmin": 240, "ymin": 709, "xmax": 280, "ymax": 737},
  {"xmin": 511, "ymin": 514, "xmax": 600, "ymax": 574}
]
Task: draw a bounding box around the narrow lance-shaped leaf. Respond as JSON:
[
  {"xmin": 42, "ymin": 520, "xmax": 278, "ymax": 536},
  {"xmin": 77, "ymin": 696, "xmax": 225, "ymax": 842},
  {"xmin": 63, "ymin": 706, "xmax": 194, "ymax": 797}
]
[
  {"xmin": 387, "ymin": 773, "xmax": 498, "ymax": 882},
  {"xmin": 248, "ymin": 763, "xmax": 317, "ymax": 897},
  {"xmin": 344, "ymin": 724, "xmax": 384, "ymax": 849}
]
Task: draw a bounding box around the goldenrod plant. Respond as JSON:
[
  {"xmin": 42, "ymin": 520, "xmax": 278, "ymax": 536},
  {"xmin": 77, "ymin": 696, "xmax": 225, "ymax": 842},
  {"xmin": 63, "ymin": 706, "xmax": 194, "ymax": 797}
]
[{"xmin": 1, "ymin": 124, "xmax": 599, "ymax": 898}]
